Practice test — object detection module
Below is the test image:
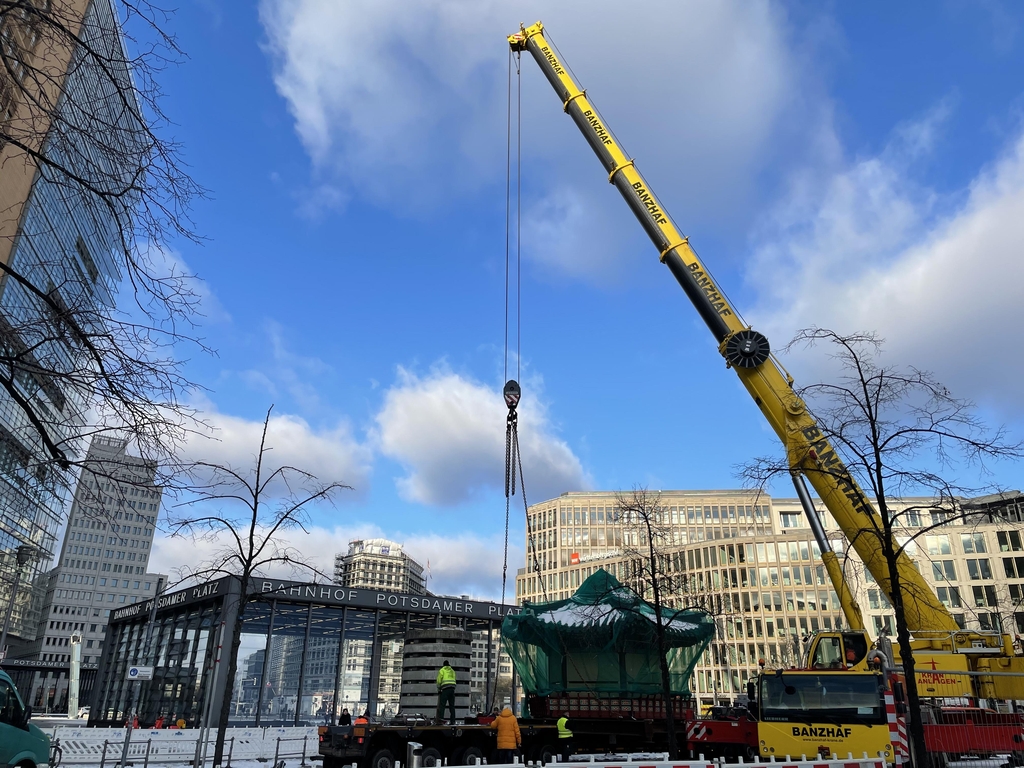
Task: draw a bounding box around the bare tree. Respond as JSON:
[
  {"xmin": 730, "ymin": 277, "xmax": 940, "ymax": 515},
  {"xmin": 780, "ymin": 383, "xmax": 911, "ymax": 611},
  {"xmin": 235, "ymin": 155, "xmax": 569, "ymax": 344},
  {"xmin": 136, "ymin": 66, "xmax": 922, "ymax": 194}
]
[
  {"xmin": 165, "ymin": 407, "xmax": 350, "ymax": 767},
  {"xmin": 0, "ymin": 0, "xmax": 206, "ymax": 501},
  {"xmin": 616, "ymin": 486, "xmax": 709, "ymax": 760},
  {"xmin": 743, "ymin": 328, "xmax": 1022, "ymax": 768}
]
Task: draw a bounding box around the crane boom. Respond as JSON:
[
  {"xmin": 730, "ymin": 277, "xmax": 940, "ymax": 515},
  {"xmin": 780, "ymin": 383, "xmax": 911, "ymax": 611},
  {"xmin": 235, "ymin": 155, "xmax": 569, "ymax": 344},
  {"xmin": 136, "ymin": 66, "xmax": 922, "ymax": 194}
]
[{"xmin": 509, "ymin": 22, "xmax": 959, "ymax": 635}]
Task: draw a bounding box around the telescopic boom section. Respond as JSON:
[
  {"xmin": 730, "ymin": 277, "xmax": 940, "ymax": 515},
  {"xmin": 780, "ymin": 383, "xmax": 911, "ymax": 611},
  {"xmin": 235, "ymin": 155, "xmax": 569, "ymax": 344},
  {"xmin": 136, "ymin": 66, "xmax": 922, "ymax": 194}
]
[{"xmin": 510, "ymin": 21, "xmax": 959, "ymax": 635}]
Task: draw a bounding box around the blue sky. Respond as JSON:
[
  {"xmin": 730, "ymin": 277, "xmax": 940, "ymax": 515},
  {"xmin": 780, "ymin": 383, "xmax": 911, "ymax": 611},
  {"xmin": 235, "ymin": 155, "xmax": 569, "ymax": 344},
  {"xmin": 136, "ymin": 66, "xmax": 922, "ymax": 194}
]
[{"xmin": 147, "ymin": 1, "xmax": 1024, "ymax": 599}]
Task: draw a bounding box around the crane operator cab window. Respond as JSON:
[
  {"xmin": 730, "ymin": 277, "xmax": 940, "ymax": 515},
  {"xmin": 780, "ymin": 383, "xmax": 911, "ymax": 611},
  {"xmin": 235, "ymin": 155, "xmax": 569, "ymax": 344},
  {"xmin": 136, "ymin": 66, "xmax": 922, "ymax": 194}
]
[
  {"xmin": 843, "ymin": 633, "xmax": 868, "ymax": 667},
  {"xmin": 810, "ymin": 635, "xmax": 844, "ymax": 669}
]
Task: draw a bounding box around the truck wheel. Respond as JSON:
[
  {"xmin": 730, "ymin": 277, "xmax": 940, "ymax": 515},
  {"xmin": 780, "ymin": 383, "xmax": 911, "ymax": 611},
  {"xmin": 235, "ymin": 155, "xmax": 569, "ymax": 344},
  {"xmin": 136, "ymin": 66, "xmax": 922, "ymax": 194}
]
[
  {"xmin": 420, "ymin": 747, "xmax": 443, "ymax": 767},
  {"xmin": 528, "ymin": 745, "xmax": 555, "ymax": 765},
  {"xmin": 460, "ymin": 746, "xmax": 484, "ymax": 765},
  {"xmin": 368, "ymin": 748, "xmax": 395, "ymax": 768}
]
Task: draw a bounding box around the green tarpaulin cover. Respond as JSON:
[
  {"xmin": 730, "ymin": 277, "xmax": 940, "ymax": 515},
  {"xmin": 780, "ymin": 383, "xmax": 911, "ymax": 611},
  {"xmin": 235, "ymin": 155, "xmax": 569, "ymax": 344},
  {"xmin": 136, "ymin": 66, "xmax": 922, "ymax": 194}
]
[{"xmin": 501, "ymin": 570, "xmax": 715, "ymax": 696}]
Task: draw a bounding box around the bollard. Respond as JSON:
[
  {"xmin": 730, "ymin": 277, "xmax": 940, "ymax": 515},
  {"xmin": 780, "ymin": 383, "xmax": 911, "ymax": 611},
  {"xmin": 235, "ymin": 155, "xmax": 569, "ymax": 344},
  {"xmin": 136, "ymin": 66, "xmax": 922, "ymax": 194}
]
[
  {"xmin": 273, "ymin": 737, "xmax": 281, "ymax": 768},
  {"xmin": 143, "ymin": 740, "xmax": 153, "ymax": 768},
  {"xmin": 301, "ymin": 735, "xmax": 309, "ymax": 768},
  {"xmin": 407, "ymin": 741, "xmax": 423, "ymax": 768},
  {"xmin": 100, "ymin": 741, "xmax": 109, "ymax": 768}
]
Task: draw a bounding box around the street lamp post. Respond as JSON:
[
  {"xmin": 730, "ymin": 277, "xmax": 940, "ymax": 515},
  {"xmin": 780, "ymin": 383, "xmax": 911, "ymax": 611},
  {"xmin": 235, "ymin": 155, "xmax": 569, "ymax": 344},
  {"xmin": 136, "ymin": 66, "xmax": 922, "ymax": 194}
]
[{"xmin": 0, "ymin": 545, "xmax": 36, "ymax": 659}]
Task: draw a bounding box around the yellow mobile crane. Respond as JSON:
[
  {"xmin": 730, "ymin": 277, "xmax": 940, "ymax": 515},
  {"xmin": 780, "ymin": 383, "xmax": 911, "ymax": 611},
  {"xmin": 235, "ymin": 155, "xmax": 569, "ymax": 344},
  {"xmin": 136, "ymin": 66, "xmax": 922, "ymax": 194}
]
[{"xmin": 508, "ymin": 19, "xmax": 1024, "ymax": 761}]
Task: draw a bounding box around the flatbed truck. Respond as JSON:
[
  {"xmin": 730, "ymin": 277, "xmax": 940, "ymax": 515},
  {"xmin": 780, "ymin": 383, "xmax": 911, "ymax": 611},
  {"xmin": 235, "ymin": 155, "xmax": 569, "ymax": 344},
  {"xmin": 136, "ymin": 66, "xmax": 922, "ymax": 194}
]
[{"xmin": 318, "ymin": 711, "xmax": 757, "ymax": 768}]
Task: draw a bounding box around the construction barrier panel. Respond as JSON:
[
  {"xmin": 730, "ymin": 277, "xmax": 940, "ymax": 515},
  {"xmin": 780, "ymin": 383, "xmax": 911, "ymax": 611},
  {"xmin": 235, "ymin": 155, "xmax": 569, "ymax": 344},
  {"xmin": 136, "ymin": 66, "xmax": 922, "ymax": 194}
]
[{"xmin": 50, "ymin": 725, "xmax": 318, "ymax": 764}]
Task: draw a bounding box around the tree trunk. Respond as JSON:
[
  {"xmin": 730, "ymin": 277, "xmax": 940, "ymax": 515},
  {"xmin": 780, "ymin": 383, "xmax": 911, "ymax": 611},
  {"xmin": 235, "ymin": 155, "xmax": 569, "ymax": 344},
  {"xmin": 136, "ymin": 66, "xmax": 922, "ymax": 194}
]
[
  {"xmin": 213, "ymin": 598, "xmax": 246, "ymax": 767},
  {"xmin": 884, "ymin": 537, "xmax": 928, "ymax": 768}
]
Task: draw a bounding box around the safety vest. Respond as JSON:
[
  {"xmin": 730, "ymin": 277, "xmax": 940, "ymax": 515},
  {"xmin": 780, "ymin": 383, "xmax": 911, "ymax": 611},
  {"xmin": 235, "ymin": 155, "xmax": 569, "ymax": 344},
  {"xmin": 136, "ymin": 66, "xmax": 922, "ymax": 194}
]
[
  {"xmin": 437, "ymin": 665, "xmax": 456, "ymax": 688},
  {"xmin": 557, "ymin": 716, "xmax": 572, "ymax": 739}
]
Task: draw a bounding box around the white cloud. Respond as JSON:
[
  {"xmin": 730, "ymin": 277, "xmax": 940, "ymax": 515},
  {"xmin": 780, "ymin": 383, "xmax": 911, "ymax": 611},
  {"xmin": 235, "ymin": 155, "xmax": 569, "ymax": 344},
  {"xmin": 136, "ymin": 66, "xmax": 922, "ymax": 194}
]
[
  {"xmin": 182, "ymin": 398, "xmax": 373, "ymax": 495},
  {"xmin": 151, "ymin": 522, "xmax": 521, "ymax": 602},
  {"xmin": 749, "ymin": 110, "xmax": 1024, "ymax": 412},
  {"xmin": 259, "ymin": 0, "xmax": 799, "ymax": 279},
  {"xmin": 403, "ymin": 531, "xmax": 522, "ymax": 602},
  {"xmin": 374, "ymin": 366, "xmax": 588, "ymax": 506}
]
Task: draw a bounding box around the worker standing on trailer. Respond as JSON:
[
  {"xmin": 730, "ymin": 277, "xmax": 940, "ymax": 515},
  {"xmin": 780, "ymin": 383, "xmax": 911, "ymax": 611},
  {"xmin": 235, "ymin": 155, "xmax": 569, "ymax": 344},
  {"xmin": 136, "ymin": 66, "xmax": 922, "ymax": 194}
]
[
  {"xmin": 436, "ymin": 659, "xmax": 457, "ymax": 724},
  {"xmin": 557, "ymin": 714, "xmax": 573, "ymax": 762}
]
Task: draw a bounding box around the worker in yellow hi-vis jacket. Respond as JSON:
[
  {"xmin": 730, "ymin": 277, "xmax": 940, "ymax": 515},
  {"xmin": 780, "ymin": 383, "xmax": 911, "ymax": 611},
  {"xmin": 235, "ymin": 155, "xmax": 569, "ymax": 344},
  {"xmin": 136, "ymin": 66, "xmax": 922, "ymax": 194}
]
[{"xmin": 436, "ymin": 660, "xmax": 457, "ymax": 724}]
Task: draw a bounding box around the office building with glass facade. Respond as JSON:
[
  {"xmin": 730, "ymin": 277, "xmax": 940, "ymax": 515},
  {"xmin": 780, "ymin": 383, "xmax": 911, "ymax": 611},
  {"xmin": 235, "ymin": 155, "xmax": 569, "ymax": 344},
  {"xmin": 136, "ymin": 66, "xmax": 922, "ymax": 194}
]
[{"xmin": 0, "ymin": 0, "xmax": 141, "ymax": 656}]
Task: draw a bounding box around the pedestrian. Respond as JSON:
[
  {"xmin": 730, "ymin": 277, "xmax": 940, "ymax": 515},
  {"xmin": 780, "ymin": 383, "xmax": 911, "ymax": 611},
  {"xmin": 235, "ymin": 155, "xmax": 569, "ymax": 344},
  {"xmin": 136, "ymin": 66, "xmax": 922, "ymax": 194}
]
[
  {"xmin": 435, "ymin": 659, "xmax": 457, "ymax": 725},
  {"xmin": 490, "ymin": 706, "xmax": 521, "ymax": 764},
  {"xmin": 339, "ymin": 707, "xmax": 352, "ymax": 726},
  {"xmin": 557, "ymin": 714, "xmax": 573, "ymax": 762},
  {"xmin": 153, "ymin": 714, "xmax": 164, "ymax": 729}
]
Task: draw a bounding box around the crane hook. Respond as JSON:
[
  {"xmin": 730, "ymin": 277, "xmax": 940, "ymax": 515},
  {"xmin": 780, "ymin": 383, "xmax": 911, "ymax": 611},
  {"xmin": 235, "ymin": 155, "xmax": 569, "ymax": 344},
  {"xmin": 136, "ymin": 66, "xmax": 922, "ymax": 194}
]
[{"xmin": 503, "ymin": 379, "xmax": 521, "ymax": 413}]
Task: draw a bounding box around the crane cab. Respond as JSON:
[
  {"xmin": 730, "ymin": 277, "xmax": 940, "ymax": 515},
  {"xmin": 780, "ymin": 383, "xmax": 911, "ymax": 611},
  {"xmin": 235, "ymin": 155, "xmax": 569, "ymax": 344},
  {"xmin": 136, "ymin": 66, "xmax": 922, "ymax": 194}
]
[{"xmin": 805, "ymin": 630, "xmax": 872, "ymax": 671}]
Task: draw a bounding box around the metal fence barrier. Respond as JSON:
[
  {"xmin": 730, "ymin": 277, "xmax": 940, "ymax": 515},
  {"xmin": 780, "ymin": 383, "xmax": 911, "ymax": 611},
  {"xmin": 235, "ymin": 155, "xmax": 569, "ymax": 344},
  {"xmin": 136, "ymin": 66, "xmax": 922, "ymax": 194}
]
[{"xmin": 51, "ymin": 726, "xmax": 318, "ymax": 765}]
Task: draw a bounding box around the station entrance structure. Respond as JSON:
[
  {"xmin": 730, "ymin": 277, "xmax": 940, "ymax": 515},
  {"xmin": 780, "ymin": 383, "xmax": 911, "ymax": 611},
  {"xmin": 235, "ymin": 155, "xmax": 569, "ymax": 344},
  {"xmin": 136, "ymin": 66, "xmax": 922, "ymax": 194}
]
[{"xmin": 90, "ymin": 577, "xmax": 518, "ymax": 728}]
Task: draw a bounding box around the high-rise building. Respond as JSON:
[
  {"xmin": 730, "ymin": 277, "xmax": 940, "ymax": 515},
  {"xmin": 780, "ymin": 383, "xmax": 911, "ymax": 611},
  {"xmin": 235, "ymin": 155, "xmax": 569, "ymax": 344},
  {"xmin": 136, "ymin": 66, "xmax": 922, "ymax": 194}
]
[
  {"xmin": 334, "ymin": 538, "xmax": 427, "ymax": 595},
  {"xmin": 330, "ymin": 539, "xmax": 428, "ymax": 717},
  {"xmin": 518, "ymin": 489, "xmax": 1024, "ymax": 710},
  {"xmin": 23, "ymin": 436, "xmax": 165, "ymax": 710},
  {"xmin": 0, "ymin": 0, "xmax": 143, "ymax": 656}
]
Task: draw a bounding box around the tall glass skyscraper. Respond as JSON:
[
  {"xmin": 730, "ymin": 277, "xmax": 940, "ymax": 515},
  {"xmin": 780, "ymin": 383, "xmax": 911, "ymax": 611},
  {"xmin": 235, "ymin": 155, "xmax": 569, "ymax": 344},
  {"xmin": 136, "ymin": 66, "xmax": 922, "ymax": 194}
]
[{"xmin": 0, "ymin": 0, "xmax": 141, "ymax": 654}]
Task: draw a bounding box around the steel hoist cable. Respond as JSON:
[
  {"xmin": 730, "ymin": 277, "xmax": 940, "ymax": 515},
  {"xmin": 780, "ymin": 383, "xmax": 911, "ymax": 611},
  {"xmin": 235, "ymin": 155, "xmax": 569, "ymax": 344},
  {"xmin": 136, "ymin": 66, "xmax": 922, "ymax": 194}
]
[
  {"xmin": 499, "ymin": 48, "xmax": 549, "ymax": 610},
  {"xmin": 501, "ymin": 49, "xmax": 522, "ymax": 609}
]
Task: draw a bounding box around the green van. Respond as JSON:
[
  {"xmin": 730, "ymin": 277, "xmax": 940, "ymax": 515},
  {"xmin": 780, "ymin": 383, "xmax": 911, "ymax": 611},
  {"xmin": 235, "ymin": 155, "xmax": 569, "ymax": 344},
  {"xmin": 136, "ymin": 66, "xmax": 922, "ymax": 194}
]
[{"xmin": 0, "ymin": 668, "xmax": 50, "ymax": 768}]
